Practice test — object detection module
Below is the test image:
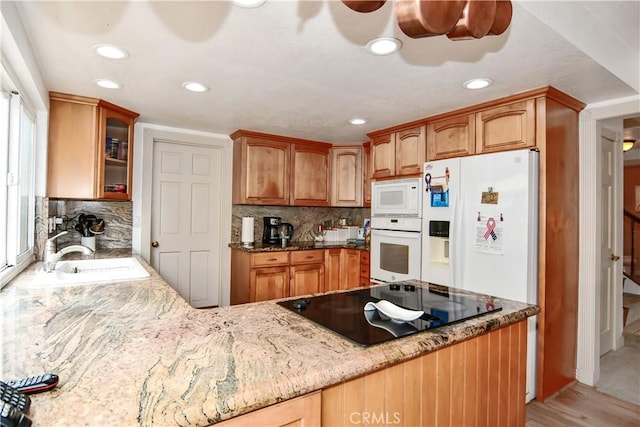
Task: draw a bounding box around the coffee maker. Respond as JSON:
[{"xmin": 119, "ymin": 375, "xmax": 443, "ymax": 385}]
[
  {"xmin": 263, "ymin": 217, "xmax": 293, "ymax": 245},
  {"xmin": 263, "ymin": 217, "xmax": 282, "ymax": 244}
]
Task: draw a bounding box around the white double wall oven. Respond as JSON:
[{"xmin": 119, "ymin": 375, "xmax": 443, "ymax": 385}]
[{"xmin": 370, "ymin": 178, "xmax": 423, "ymax": 284}]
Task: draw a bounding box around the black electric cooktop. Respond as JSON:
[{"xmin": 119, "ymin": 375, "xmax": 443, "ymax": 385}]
[{"xmin": 277, "ymin": 282, "xmax": 502, "ymax": 346}]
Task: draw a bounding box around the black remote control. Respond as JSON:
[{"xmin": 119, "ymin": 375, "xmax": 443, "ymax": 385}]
[
  {"xmin": 6, "ymin": 374, "xmax": 59, "ymax": 395},
  {"xmin": 0, "ymin": 383, "xmax": 30, "ymax": 414},
  {"xmin": 0, "ymin": 402, "xmax": 32, "ymax": 427}
]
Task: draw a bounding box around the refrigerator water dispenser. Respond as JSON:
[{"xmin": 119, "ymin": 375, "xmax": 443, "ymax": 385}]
[{"xmin": 428, "ymin": 221, "xmax": 450, "ymax": 264}]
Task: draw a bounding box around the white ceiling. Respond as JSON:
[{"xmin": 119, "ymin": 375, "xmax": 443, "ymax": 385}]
[{"xmin": 11, "ymin": 0, "xmax": 640, "ymax": 143}]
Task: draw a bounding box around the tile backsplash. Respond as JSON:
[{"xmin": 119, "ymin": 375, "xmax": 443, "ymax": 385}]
[{"xmin": 232, "ymin": 205, "xmax": 371, "ymax": 243}]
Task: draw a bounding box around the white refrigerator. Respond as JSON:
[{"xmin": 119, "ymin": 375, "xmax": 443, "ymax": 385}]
[{"xmin": 421, "ymin": 148, "xmax": 539, "ymax": 403}]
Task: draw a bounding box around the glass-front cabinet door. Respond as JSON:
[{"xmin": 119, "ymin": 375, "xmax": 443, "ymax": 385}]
[{"xmin": 97, "ymin": 105, "xmax": 138, "ymax": 200}]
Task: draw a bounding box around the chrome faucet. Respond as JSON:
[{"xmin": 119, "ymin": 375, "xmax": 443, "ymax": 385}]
[{"xmin": 43, "ymin": 231, "xmax": 95, "ymax": 273}]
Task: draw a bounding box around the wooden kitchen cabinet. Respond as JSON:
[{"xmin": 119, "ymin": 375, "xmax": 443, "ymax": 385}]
[
  {"xmin": 360, "ymin": 250, "xmax": 370, "ymax": 287},
  {"xmin": 426, "ymin": 113, "xmax": 476, "ymax": 160},
  {"xmin": 371, "ymin": 132, "xmax": 395, "ymax": 179},
  {"xmin": 217, "ymin": 391, "xmax": 321, "ymax": 427},
  {"xmin": 324, "ymin": 249, "xmax": 342, "ymax": 292},
  {"xmin": 363, "ymin": 142, "xmax": 371, "ymax": 207},
  {"xmin": 231, "ymin": 131, "xmax": 291, "ymax": 205},
  {"xmin": 323, "ymin": 248, "xmax": 363, "ymax": 291},
  {"xmin": 47, "ymin": 92, "xmax": 138, "ymax": 200},
  {"xmin": 395, "ymin": 126, "xmax": 426, "ymax": 176},
  {"xmin": 370, "ymin": 125, "xmax": 426, "ymax": 179},
  {"xmin": 340, "ymin": 249, "xmax": 361, "ymax": 290},
  {"xmin": 291, "ymin": 142, "xmax": 330, "ymax": 206},
  {"xmin": 331, "ymin": 146, "xmax": 363, "ymax": 206},
  {"xmin": 252, "ymin": 266, "xmax": 290, "ymax": 302},
  {"xmin": 231, "ymin": 250, "xmax": 290, "ymax": 304},
  {"xmin": 290, "ymin": 250, "xmax": 325, "ymax": 296},
  {"xmin": 475, "ymin": 99, "xmax": 536, "ymax": 154}
]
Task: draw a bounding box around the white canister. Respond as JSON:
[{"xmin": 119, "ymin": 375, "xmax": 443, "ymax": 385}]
[{"xmin": 81, "ymin": 236, "xmax": 96, "ymax": 251}]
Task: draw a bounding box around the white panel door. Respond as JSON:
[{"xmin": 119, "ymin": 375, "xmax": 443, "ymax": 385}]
[
  {"xmin": 599, "ymin": 130, "xmax": 617, "ymax": 355},
  {"xmin": 151, "ymin": 141, "xmax": 224, "ymax": 307}
]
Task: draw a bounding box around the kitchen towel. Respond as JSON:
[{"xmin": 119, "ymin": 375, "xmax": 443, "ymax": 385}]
[{"xmin": 241, "ymin": 217, "xmax": 254, "ymax": 245}]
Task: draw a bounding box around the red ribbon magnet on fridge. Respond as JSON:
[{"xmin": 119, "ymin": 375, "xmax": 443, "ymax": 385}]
[{"xmin": 483, "ymin": 217, "xmax": 497, "ymax": 241}]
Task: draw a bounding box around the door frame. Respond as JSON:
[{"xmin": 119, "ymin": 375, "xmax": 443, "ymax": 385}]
[
  {"xmin": 134, "ymin": 125, "xmax": 233, "ymax": 306},
  {"xmin": 577, "ymin": 95, "xmax": 640, "ymax": 386}
]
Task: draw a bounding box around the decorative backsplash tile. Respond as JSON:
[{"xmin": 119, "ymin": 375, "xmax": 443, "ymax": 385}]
[{"xmin": 232, "ymin": 205, "xmax": 371, "ymax": 243}]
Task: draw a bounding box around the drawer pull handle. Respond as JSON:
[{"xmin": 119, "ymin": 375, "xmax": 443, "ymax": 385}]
[
  {"xmin": 268, "ymin": 258, "xmax": 278, "ymax": 261},
  {"xmin": 305, "ymin": 255, "xmax": 314, "ymax": 259}
]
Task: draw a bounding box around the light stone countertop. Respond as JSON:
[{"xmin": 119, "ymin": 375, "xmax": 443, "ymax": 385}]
[{"xmin": 1, "ymin": 255, "xmax": 539, "ymax": 426}]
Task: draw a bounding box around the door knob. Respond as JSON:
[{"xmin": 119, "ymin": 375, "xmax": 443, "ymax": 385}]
[
  {"xmin": 151, "ymin": 240, "xmax": 159, "ymax": 248},
  {"xmin": 611, "ymin": 253, "xmax": 620, "ymax": 261}
]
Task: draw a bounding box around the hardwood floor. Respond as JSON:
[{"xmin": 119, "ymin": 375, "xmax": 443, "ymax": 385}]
[{"xmin": 526, "ymin": 382, "xmax": 640, "ymax": 426}]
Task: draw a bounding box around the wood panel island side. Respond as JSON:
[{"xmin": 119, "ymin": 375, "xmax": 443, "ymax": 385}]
[{"xmin": 1, "ymin": 257, "xmax": 538, "ymax": 426}]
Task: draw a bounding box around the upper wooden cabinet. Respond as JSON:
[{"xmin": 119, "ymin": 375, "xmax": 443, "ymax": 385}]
[
  {"xmin": 427, "ymin": 113, "xmax": 475, "ymax": 160},
  {"xmin": 47, "ymin": 92, "xmax": 138, "ymax": 200},
  {"xmin": 331, "ymin": 146, "xmax": 362, "ymax": 207},
  {"xmin": 370, "ymin": 133, "xmax": 395, "ymax": 179},
  {"xmin": 370, "ymin": 125, "xmax": 425, "ymax": 179},
  {"xmin": 231, "ymin": 130, "xmax": 364, "ymax": 207},
  {"xmin": 362, "ymin": 142, "xmax": 371, "ymax": 207},
  {"xmin": 232, "ymin": 131, "xmax": 291, "ymax": 205},
  {"xmin": 475, "ymin": 99, "xmax": 536, "ymax": 154},
  {"xmin": 395, "ymin": 126, "xmax": 426, "ymax": 176},
  {"xmin": 291, "ymin": 143, "xmax": 330, "ymax": 206}
]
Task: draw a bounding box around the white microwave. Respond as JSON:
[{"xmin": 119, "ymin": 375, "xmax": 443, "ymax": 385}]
[{"xmin": 371, "ymin": 178, "xmax": 422, "ymax": 218}]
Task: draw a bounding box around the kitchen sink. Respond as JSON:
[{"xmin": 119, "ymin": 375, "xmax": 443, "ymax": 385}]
[{"xmin": 31, "ymin": 257, "xmax": 150, "ymax": 287}]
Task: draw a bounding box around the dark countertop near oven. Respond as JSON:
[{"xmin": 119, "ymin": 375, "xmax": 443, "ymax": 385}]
[
  {"xmin": 229, "ymin": 240, "xmax": 369, "ymax": 252},
  {"xmin": 2, "ymin": 259, "xmax": 537, "ymax": 426}
]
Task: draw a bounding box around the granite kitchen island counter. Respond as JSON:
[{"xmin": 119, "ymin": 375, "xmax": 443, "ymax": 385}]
[{"xmin": 1, "ymin": 259, "xmax": 538, "ymax": 426}]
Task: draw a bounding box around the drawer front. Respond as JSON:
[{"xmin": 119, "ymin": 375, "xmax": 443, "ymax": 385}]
[
  {"xmin": 360, "ymin": 251, "xmax": 370, "ymax": 265},
  {"xmin": 252, "ymin": 251, "xmax": 290, "ymax": 267},
  {"xmin": 291, "ymin": 249, "xmax": 325, "ymax": 265}
]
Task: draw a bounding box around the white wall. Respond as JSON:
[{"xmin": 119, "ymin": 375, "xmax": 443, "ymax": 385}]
[{"xmin": 1, "ymin": 1, "xmax": 49, "ymax": 197}]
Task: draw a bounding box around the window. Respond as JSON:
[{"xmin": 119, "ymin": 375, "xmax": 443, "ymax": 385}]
[{"xmin": 0, "ymin": 68, "xmax": 36, "ymax": 288}]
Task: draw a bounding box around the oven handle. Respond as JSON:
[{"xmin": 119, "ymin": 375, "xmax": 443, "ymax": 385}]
[{"xmin": 370, "ymin": 229, "xmax": 422, "ymax": 239}]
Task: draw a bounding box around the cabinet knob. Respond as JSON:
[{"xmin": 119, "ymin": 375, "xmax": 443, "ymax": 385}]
[{"xmin": 151, "ymin": 240, "xmax": 159, "ymax": 248}]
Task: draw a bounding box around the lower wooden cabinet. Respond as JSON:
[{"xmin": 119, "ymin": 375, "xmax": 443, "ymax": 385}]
[
  {"xmin": 321, "ymin": 320, "xmax": 527, "ymax": 427},
  {"xmin": 251, "ymin": 266, "xmax": 289, "ymax": 302},
  {"xmin": 290, "ymin": 250, "xmax": 325, "ymax": 297},
  {"xmin": 215, "ymin": 391, "xmax": 321, "ymax": 427},
  {"xmin": 232, "ymin": 249, "xmax": 369, "ymax": 304},
  {"xmin": 359, "ymin": 251, "xmax": 370, "ymax": 287},
  {"xmin": 340, "ymin": 249, "xmax": 361, "ymax": 289},
  {"xmin": 324, "ymin": 249, "xmax": 342, "ymax": 292}
]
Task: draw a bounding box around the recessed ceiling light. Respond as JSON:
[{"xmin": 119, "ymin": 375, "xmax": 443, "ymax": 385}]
[
  {"xmin": 94, "ymin": 79, "xmax": 121, "ymax": 89},
  {"xmin": 232, "ymin": 0, "xmax": 266, "ymax": 8},
  {"xmin": 463, "ymin": 78, "xmax": 493, "ymax": 90},
  {"xmin": 349, "ymin": 118, "xmax": 367, "ymax": 125},
  {"xmin": 366, "ymin": 37, "xmax": 402, "ymax": 55},
  {"xmin": 92, "ymin": 44, "xmax": 129, "ymax": 59},
  {"xmin": 182, "ymin": 82, "xmax": 209, "ymax": 93}
]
